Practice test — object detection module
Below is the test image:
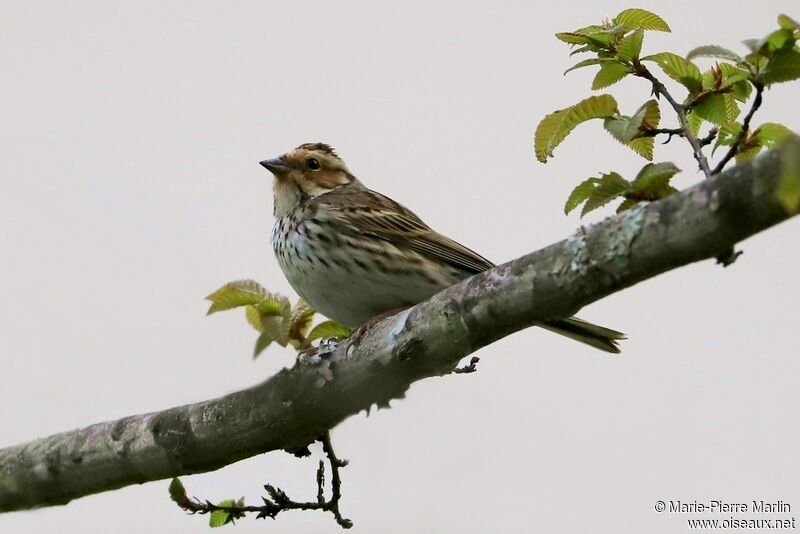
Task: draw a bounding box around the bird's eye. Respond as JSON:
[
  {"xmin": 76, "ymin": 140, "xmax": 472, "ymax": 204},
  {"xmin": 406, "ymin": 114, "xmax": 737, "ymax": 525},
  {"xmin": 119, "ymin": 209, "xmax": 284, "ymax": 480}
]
[{"xmin": 306, "ymin": 158, "xmax": 321, "ymax": 170}]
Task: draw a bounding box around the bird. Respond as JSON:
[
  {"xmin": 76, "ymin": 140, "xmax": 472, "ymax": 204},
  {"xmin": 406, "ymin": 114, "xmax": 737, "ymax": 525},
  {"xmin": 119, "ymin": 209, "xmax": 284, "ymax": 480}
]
[{"xmin": 260, "ymin": 142, "xmax": 625, "ymax": 353}]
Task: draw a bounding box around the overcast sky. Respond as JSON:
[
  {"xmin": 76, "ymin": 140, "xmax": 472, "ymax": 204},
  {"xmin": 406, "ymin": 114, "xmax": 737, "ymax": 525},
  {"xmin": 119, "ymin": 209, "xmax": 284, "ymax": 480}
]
[{"xmin": 1, "ymin": 1, "xmax": 798, "ymax": 532}]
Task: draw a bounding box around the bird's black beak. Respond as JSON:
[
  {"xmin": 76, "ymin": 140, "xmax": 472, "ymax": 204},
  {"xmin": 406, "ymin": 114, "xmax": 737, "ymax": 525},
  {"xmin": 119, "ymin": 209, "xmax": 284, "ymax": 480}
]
[{"xmin": 259, "ymin": 157, "xmax": 289, "ymax": 175}]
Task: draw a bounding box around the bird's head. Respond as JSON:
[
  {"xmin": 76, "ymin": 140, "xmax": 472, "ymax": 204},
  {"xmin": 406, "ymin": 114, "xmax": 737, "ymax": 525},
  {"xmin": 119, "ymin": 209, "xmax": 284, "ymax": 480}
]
[{"xmin": 260, "ymin": 143, "xmax": 356, "ymax": 216}]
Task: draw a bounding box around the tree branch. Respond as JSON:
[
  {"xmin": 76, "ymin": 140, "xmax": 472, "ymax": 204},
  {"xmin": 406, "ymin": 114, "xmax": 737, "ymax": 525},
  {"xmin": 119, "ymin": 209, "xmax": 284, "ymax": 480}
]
[
  {"xmin": 712, "ymin": 83, "xmax": 765, "ymax": 176},
  {"xmin": 1, "ymin": 143, "xmax": 798, "ymax": 513},
  {"xmin": 169, "ymin": 431, "xmax": 352, "ymax": 528},
  {"xmin": 634, "ymin": 62, "xmax": 714, "ymax": 177}
]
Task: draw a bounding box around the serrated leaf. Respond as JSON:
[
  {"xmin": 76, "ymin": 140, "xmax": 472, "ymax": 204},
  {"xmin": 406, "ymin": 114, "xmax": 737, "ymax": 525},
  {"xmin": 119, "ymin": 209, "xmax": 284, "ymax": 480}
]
[
  {"xmin": 617, "ymin": 29, "xmax": 644, "ymax": 61},
  {"xmin": 603, "ymin": 100, "xmax": 658, "ymax": 160},
  {"xmin": 716, "ymin": 63, "xmax": 753, "ymax": 102},
  {"xmin": 169, "ymin": 478, "xmax": 186, "ymax": 502},
  {"xmin": 534, "ymin": 94, "xmax": 618, "ymax": 162},
  {"xmin": 686, "ymin": 45, "xmax": 743, "ymax": 62},
  {"xmin": 742, "ymin": 38, "xmax": 761, "ymax": 53},
  {"xmin": 564, "ymin": 58, "xmax": 611, "ymax": 75},
  {"xmin": 643, "ymin": 52, "xmax": 702, "ymax": 93},
  {"xmin": 253, "ymin": 332, "xmax": 273, "ymax": 359},
  {"xmin": 210, "ymin": 500, "xmax": 235, "ymax": 528},
  {"xmin": 762, "ymin": 48, "xmax": 800, "ymax": 85},
  {"xmin": 735, "ymin": 146, "xmax": 762, "ymax": 163},
  {"xmin": 713, "ymin": 121, "xmax": 742, "ymax": 155},
  {"xmin": 245, "ymin": 305, "xmax": 263, "ymax": 332},
  {"xmin": 569, "ymin": 45, "xmax": 594, "ymax": 56},
  {"xmin": 556, "ymin": 32, "xmax": 593, "ymax": 45},
  {"xmin": 632, "ymin": 162, "xmax": 681, "ymax": 196},
  {"xmin": 592, "ymin": 62, "xmax": 631, "ymax": 89},
  {"xmin": 777, "ymin": 135, "xmax": 800, "ymax": 213},
  {"xmin": 764, "ymin": 29, "xmax": 795, "ymax": 53},
  {"xmin": 260, "ymin": 315, "xmax": 285, "ymax": 345},
  {"xmin": 306, "ymin": 320, "xmax": 352, "ymax": 342},
  {"xmin": 556, "ymin": 30, "xmax": 615, "ymax": 50},
  {"xmin": 288, "ymin": 299, "xmax": 316, "ymax": 347},
  {"xmin": 640, "ymin": 99, "xmax": 661, "ymax": 128},
  {"xmin": 693, "ymin": 93, "xmax": 737, "ymax": 126},
  {"xmin": 205, "ymin": 280, "xmax": 267, "ymax": 314},
  {"xmin": 581, "ymin": 172, "xmax": 632, "ymax": 217},
  {"xmin": 778, "ymin": 14, "xmax": 799, "ymax": 31},
  {"xmin": 686, "ymin": 111, "xmax": 704, "ymax": 137},
  {"xmin": 614, "ymin": 8, "xmax": 670, "ymax": 32},
  {"xmin": 627, "ymin": 137, "xmax": 655, "ymax": 160},
  {"xmin": 616, "ymin": 198, "xmax": 641, "ymax": 212},
  {"xmin": 564, "ymin": 178, "xmax": 600, "ymax": 214},
  {"xmin": 755, "ymin": 123, "xmax": 794, "ymax": 148}
]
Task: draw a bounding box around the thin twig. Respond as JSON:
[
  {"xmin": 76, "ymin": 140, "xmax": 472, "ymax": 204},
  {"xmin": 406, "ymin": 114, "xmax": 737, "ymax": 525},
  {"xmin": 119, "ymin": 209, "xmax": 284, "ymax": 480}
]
[
  {"xmin": 711, "ymin": 83, "xmax": 764, "ymax": 175},
  {"xmin": 698, "ymin": 127, "xmax": 719, "ymax": 148},
  {"xmin": 633, "ymin": 62, "xmax": 713, "ymax": 178},
  {"xmin": 171, "ymin": 431, "xmax": 352, "ymax": 529}
]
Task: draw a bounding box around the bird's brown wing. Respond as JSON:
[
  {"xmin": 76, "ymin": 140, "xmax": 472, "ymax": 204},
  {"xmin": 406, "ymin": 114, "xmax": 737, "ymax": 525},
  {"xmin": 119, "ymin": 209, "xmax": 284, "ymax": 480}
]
[{"xmin": 318, "ymin": 186, "xmax": 495, "ymax": 275}]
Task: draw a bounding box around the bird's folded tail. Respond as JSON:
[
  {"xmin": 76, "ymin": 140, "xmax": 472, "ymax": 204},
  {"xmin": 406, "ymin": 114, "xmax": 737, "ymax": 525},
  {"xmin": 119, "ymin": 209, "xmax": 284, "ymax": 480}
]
[{"xmin": 539, "ymin": 316, "xmax": 626, "ymax": 354}]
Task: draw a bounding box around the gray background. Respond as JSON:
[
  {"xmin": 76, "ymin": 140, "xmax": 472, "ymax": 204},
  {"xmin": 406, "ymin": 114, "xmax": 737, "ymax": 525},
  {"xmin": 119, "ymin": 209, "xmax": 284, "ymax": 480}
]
[{"xmin": 1, "ymin": 1, "xmax": 798, "ymax": 532}]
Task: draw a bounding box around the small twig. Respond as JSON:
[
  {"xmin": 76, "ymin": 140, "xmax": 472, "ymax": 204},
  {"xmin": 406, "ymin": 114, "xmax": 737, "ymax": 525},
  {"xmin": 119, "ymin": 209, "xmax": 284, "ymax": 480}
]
[
  {"xmin": 633, "ymin": 62, "xmax": 713, "ymax": 178},
  {"xmin": 711, "ymin": 83, "xmax": 764, "ymax": 175},
  {"xmin": 698, "ymin": 127, "xmax": 719, "ymax": 148},
  {"xmin": 452, "ymin": 356, "xmax": 480, "ymax": 374},
  {"xmin": 171, "ymin": 430, "xmax": 352, "ymax": 529}
]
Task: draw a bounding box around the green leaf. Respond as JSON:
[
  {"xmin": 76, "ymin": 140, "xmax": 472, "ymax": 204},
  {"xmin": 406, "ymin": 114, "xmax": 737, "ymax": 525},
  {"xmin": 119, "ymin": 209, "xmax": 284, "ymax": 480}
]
[
  {"xmin": 693, "ymin": 93, "xmax": 738, "ymax": 126},
  {"xmin": 755, "ymin": 123, "xmax": 794, "ymax": 148},
  {"xmin": 614, "ymin": 8, "xmax": 670, "ymax": 32},
  {"xmin": 777, "ymin": 135, "xmax": 800, "ymax": 214},
  {"xmin": 616, "ymin": 198, "xmax": 641, "ymax": 213},
  {"xmin": 718, "ymin": 63, "xmax": 750, "ymax": 87},
  {"xmin": 244, "ymin": 295, "xmax": 291, "ymax": 332},
  {"xmin": 742, "ymin": 39, "xmax": 761, "ymax": 53},
  {"xmin": 686, "ymin": 45, "xmax": 744, "ymax": 62},
  {"xmin": 603, "ymin": 105, "xmax": 647, "ymax": 143},
  {"xmin": 556, "ymin": 30, "xmax": 615, "ymax": 50},
  {"xmin": 288, "ymin": 299, "xmax": 316, "ymax": 347},
  {"xmin": 534, "ymin": 94, "xmax": 618, "ymax": 162},
  {"xmin": 717, "ymin": 63, "xmax": 753, "ymax": 102},
  {"xmin": 581, "ymin": 172, "xmax": 632, "ymax": 217},
  {"xmin": 168, "ymin": 478, "xmax": 186, "ymax": 503},
  {"xmin": 642, "ymin": 52, "xmax": 702, "ymax": 92},
  {"xmin": 209, "ymin": 500, "xmax": 235, "ymax": 528},
  {"xmin": 206, "ymin": 280, "xmax": 267, "ymax": 314},
  {"xmin": 307, "ymin": 320, "xmax": 351, "ymax": 342},
  {"xmin": 564, "ymin": 58, "xmax": 607, "ymax": 74},
  {"xmin": 564, "ymin": 178, "xmax": 600, "ymax": 214},
  {"xmin": 714, "ymin": 121, "xmax": 742, "ymax": 155},
  {"xmin": 764, "ymin": 29, "xmax": 795, "ymax": 53},
  {"xmin": 778, "ymin": 14, "xmax": 799, "ymax": 31},
  {"xmin": 569, "ymin": 45, "xmax": 594, "ymax": 56},
  {"xmin": 262, "ymin": 315, "xmax": 286, "ymax": 345},
  {"xmin": 253, "ymin": 332, "xmax": 273, "ymax": 359},
  {"xmin": 762, "ymin": 48, "xmax": 800, "ymax": 85},
  {"xmin": 735, "ymin": 146, "xmax": 762, "ymax": 163},
  {"xmin": 616, "ymin": 29, "xmax": 644, "ymax": 61},
  {"xmin": 592, "ymin": 62, "xmax": 631, "ymax": 89},
  {"xmin": 632, "ymin": 162, "xmax": 681, "ymax": 197},
  {"xmin": 686, "ymin": 111, "xmax": 704, "ymax": 137},
  {"xmin": 602, "ymin": 100, "xmax": 658, "ymax": 160},
  {"xmin": 627, "ymin": 137, "xmax": 655, "ymax": 160}
]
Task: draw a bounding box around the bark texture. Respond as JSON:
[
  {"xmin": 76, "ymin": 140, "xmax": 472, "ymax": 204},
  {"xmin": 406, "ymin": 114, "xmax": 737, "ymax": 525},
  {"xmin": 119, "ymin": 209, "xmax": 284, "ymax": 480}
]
[{"xmin": 1, "ymin": 144, "xmax": 798, "ymax": 512}]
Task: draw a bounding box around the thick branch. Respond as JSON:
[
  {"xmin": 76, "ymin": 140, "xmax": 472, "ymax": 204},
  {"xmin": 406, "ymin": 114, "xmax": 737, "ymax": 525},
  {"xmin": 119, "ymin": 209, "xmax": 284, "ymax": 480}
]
[{"xmin": 1, "ymin": 144, "xmax": 798, "ymax": 513}]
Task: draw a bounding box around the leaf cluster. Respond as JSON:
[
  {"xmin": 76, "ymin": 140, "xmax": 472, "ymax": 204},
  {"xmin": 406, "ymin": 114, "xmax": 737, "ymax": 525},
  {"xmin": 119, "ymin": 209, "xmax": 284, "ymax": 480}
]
[
  {"xmin": 206, "ymin": 280, "xmax": 350, "ymax": 359},
  {"xmin": 537, "ymin": 9, "xmax": 799, "ymax": 217},
  {"xmin": 565, "ymin": 162, "xmax": 679, "ymax": 216}
]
